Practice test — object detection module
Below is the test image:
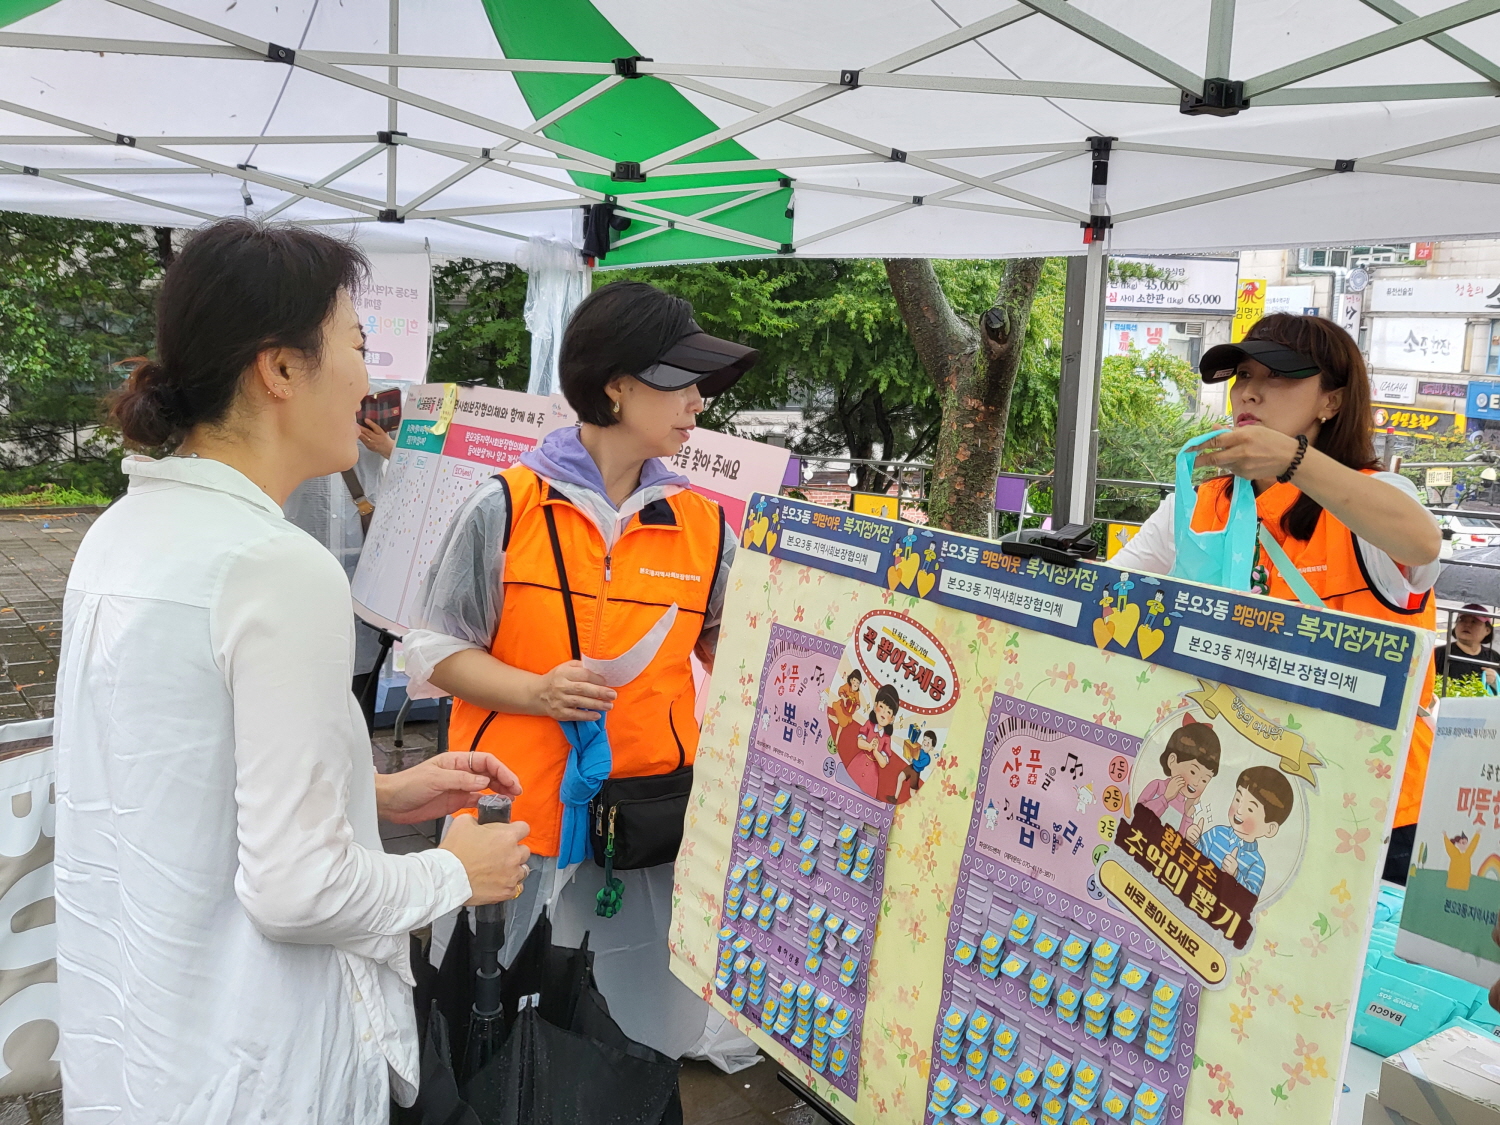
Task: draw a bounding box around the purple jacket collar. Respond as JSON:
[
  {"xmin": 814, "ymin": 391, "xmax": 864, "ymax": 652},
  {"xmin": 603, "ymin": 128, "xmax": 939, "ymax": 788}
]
[{"xmin": 520, "ymin": 426, "xmax": 689, "ymax": 511}]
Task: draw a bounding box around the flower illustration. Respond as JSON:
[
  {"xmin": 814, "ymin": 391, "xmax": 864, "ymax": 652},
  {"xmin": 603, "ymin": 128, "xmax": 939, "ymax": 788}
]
[
  {"xmin": 1293, "ymin": 1035, "xmax": 1319, "ymax": 1059},
  {"xmin": 1315, "ymin": 1001, "xmax": 1337, "ymax": 1020},
  {"xmin": 1004, "ymin": 674, "xmax": 1025, "ymax": 697},
  {"xmin": 1281, "ymin": 1061, "xmax": 1310, "ymax": 1089},
  {"xmin": 1330, "ymin": 879, "xmax": 1351, "ymax": 904},
  {"xmin": 1342, "ymin": 792, "xmax": 1357, "ymax": 809},
  {"xmin": 1366, "ymin": 759, "xmax": 1392, "ymax": 780},
  {"xmin": 1336, "ymin": 827, "xmax": 1370, "ymax": 861}
]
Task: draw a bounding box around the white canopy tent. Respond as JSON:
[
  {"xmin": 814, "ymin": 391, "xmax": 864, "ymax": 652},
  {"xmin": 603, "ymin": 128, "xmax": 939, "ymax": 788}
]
[
  {"xmin": 5, "ymin": 0, "xmax": 1500, "ymax": 262},
  {"xmin": 7, "ymin": 0, "xmax": 1500, "ymax": 517}
]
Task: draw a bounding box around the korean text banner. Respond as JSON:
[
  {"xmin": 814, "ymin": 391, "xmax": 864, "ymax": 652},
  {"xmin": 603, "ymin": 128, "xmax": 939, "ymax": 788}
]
[
  {"xmin": 740, "ymin": 494, "xmax": 1420, "ymax": 729},
  {"xmin": 671, "ymin": 496, "xmax": 1425, "ymax": 1125}
]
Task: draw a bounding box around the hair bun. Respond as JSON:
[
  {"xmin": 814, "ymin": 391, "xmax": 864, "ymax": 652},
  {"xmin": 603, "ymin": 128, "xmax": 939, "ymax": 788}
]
[{"xmin": 111, "ymin": 359, "xmax": 184, "ymax": 448}]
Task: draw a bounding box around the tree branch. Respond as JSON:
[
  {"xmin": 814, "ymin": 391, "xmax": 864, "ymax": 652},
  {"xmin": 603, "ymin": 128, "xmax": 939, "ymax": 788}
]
[{"xmin": 884, "ymin": 258, "xmax": 976, "ymax": 398}]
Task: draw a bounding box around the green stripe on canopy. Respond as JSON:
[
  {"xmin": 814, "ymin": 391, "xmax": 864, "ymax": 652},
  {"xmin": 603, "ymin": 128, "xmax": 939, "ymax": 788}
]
[
  {"xmin": 0, "ymin": 0, "xmax": 61, "ymax": 27},
  {"xmin": 482, "ymin": 0, "xmax": 791, "ymax": 264}
]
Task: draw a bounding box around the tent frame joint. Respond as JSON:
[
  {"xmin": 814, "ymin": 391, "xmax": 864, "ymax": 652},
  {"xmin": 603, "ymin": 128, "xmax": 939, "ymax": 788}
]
[
  {"xmin": 376, "ymin": 130, "xmax": 407, "ymax": 145},
  {"xmin": 266, "ymin": 42, "xmax": 296, "ymax": 66},
  {"xmin": 377, "ymin": 208, "xmax": 403, "ymax": 223},
  {"xmin": 1334, "ymin": 157, "xmax": 1357, "ymax": 172},
  {"xmin": 1180, "ymin": 77, "xmax": 1248, "ymax": 116},
  {"xmin": 889, "ymin": 148, "xmax": 907, "ymax": 162},
  {"xmin": 114, "ymin": 133, "xmax": 136, "ymax": 147},
  {"xmin": 612, "ymin": 161, "xmax": 646, "ymax": 182},
  {"xmin": 840, "ymin": 68, "xmax": 860, "ymax": 88},
  {"xmin": 613, "ymin": 55, "xmax": 653, "ymax": 78}
]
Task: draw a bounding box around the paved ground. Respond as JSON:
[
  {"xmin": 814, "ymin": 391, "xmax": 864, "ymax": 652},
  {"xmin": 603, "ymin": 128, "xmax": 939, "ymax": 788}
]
[{"xmin": 0, "ymin": 511, "xmax": 832, "ymax": 1125}]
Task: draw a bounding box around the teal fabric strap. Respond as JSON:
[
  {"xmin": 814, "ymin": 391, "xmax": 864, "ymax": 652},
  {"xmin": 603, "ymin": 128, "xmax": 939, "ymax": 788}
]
[{"xmin": 1256, "ymin": 523, "xmax": 1326, "ymax": 609}]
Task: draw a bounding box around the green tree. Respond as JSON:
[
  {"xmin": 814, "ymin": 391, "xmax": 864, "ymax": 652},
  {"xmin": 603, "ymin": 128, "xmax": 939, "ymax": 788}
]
[
  {"xmin": 0, "ymin": 212, "xmax": 169, "ymax": 496},
  {"xmin": 427, "ymin": 258, "xmax": 531, "ymax": 388}
]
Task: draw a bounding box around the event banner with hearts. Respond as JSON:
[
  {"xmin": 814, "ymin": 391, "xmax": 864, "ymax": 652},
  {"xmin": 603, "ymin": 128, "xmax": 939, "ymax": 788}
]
[{"xmin": 670, "ymin": 495, "xmax": 1427, "ymax": 1125}]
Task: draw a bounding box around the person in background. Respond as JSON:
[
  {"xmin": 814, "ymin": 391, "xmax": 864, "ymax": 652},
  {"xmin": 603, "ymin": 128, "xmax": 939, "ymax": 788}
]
[
  {"xmin": 1110, "ymin": 313, "xmax": 1440, "ymax": 886},
  {"xmin": 1434, "ymin": 604, "xmax": 1500, "ymax": 690},
  {"xmin": 55, "ymin": 219, "xmax": 532, "ymax": 1123},
  {"xmin": 403, "ymin": 281, "xmax": 759, "ymax": 1068}
]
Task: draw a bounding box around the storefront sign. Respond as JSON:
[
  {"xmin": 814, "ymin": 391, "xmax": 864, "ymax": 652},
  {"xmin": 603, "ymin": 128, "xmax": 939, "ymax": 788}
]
[
  {"xmin": 1231, "ymin": 278, "xmax": 1267, "ymax": 343},
  {"xmin": 1369, "ymin": 277, "xmax": 1500, "ymax": 314},
  {"xmin": 1371, "ymin": 406, "xmax": 1463, "ymax": 436},
  {"xmin": 1467, "ymin": 380, "xmax": 1500, "ymax": 420},
  {"xmin": 1421, "ymin": 380, "xmax": 1468, "ymax": 398},
  {"xmin": 1339, "ymin": 292, "xmax": 1363, "ymax": 338},
  {"xmin": 1103, "ymin": 321, "xmax": 1172, "ymax": 356},
  {"xmin": 1266, "ymin": 284, "xmax": 1314, "ymax": 315},
  {"xmin": 1368, "ymin": 317, "xmax": 1467, "ymax": 373},
  {"xmin": 1106, "ymin": 256, "xmax": 1239, "ymax": 313},
  {"xmin": 1372, "ymin": 374, "xmax": 1419, "ymax": 404}
]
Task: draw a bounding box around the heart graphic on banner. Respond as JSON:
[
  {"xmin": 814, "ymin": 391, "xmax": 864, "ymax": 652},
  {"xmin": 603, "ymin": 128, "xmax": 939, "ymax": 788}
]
[
  {"xmin": 748, "ymin": 516, "xmax": 769, "ymax": 548},
  {"xmin": 916, "ymin": 569, "xmax": 936, "ymax": 598},
  {"xmin": 1046, "ymin": 891, "xmax": 1057, "ymax": 908},
  {"xmin": 765, "ymin": 531, "xmax": 778, "ymax": 553},
  {"xmin": 1086, "ymin": 911, "xmax": 1097, "ymax": 926},
  {"xmin": 1110, "ymin": 602, "xmax": 1141, "ymax": 647},
  {"xmin": 1136, "ymin": 624, "xmax": 1165, "ymax": 659},
  {"xmin": 899, "ymin": 552, "xmax": 920, "ymax": 588},
  {"xmin": 1092, "ymin": 616, "xmax": 1114, "ymax": 649},
  {"xmin": 886, "ymin": 565, "xmax": 903, "ymax": 591}
]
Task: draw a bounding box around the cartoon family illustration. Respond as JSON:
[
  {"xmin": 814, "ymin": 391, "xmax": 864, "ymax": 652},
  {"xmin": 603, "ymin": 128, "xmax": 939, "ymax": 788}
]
[
  {"xmin": 823, "ymin": 669, "xmax": 931, "ymax": 805},
  {"xmin": 1136, "ymin": 716, "xmax": 1295, "ymax": 896}
]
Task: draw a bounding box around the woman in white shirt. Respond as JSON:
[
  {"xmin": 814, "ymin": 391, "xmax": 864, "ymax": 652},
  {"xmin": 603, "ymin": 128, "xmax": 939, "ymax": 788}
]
[{"xmin": 54, "ymin": 219, "xmax": 532, "ymax": 1123}]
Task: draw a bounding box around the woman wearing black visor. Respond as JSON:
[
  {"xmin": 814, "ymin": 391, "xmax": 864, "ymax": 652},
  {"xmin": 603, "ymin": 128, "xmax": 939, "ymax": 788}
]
[{"xmin": 1114, "ymin": 313, "xmax": 1440, "ymax": 883}]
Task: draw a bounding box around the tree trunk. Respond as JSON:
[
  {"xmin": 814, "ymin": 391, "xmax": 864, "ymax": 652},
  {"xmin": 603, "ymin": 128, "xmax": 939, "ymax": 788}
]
[
  {"xmin": 886, "ymin": 257, "xmax": 1046, "ymax": 536},
  {"xmin": 152, "ymin": 227, "xmax": 175, "ymax": 269}
]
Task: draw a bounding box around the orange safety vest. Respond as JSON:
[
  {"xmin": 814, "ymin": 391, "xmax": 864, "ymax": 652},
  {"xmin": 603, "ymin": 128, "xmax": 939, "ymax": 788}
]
[
  {"xmin": 1191, "ymin": 474, "xmax": 1436, "ymax": 827},
  {"xmin": 448, "ymin": 467, "xmax": 725, "ymax": 857}
]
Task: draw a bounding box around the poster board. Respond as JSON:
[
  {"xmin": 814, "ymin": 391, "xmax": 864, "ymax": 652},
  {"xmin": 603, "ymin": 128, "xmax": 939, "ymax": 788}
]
[
  {"xmin": 359, "ymin": 253, "xmax": 430, "ymax": 383},
  {"xmin": 1396, "ymin": 698, "xmax": 1500, "ymax": 988},
  {"xmin": 671, "ymin": 495, "xmax": 1427, "ymax": 1125},
  {"xmin": 351, "ymin": 386, "xmax": 791, "ymax": 633}
]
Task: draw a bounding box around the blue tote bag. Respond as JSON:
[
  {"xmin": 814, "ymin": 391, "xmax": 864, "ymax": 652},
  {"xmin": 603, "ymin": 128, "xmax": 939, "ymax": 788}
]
[{"xmin": 1169, "ymin": 430, "xmax": 1259, "ymax": 592}]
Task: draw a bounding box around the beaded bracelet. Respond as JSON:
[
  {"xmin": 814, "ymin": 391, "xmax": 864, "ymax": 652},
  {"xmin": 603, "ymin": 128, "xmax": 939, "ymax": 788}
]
[{"xmin": 1277, "ymin": 433, "xmax": 1309, "ymax": 484}]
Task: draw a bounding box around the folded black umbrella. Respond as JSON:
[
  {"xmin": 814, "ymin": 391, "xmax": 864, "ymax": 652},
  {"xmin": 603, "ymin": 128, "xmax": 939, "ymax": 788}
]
[
  {"xmin": 401, "ymin": 909, "xmax": 682, "ymax": 1125},
  {"xmin": 1438, "ymin": 545, "xmax": 1500, "ymax": 606}
]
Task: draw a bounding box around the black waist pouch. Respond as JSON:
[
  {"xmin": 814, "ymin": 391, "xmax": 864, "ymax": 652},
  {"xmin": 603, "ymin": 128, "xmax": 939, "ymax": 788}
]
[{"xmin": 589, "ymin": 766, "xmax": 694, "ymax": 870}]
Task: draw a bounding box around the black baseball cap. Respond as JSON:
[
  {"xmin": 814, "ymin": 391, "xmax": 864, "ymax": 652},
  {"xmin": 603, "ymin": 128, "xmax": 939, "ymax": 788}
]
[
  {"xmin": 632, "ymin": 319, "xmax": 760, "ymax": 397},
  {"xmin": 1198, "ymin": 339, "xmax": 1320, "ymax": 383}
]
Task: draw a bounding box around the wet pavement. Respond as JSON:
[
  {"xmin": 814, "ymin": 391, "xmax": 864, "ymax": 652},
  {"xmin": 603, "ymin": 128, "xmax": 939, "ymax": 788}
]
[{"xmin": 1, "ymin": 511, "xmax": 832, "ymax": 1125}]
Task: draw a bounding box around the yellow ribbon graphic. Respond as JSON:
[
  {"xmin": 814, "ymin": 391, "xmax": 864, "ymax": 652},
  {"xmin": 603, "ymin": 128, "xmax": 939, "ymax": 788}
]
[{"xmin": 1185, "ymin": 678, "xmax": 1322, "ymax": 784}]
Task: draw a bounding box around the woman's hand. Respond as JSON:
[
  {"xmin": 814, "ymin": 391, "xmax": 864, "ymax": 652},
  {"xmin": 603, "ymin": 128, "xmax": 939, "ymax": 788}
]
[
  {"xmin": 375, "ymin": 751, "xmax": 522, "ymax": 825},
  {"xmin": 538, "ymin": 659, "xmax": 616, "ymax": 722},
  {"xmin": 358, "ymin": 418, "xmax": 396, "ymax": 459},
  {"xmin": 440, "ymin": 814, "xmax": 532, "ymax": 905},
  {"xmin": 1164, "ymin": 774, "xmax": 1188, "ymax": 801},
  {"xmin": 1194, "ymin": 426, "xmax": 1303, "ymax": 482}
]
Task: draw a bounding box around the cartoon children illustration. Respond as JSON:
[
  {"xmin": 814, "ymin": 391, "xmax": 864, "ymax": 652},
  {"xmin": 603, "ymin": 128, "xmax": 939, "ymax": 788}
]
[
  {"xmin": 1136, "ymin": 716, "xmax": 1221, "ymax": 832},
  {"xmin": 1191, "ymin": 766, "xmax": 1294, "ymax": 896},
  {"xmin": 889, "ymin": 729, "xmax": 936, "ymax": 803},
  {"xmin": 826, "ymin": 669, "xmax": 865, "ymax": 743},
  {"xmin": 844, "ymin": 683, "xmax": 900, "ymax": 798},
  {"xmin": 1445, "ymin": 830, "xmax": 1481, "ymax": 890}
]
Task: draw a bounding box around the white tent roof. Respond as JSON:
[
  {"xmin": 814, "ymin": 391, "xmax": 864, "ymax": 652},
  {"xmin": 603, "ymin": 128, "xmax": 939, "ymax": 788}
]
[{"xmin": 5, "ymin": 0, "xmax": 1500, "ymax": 264}]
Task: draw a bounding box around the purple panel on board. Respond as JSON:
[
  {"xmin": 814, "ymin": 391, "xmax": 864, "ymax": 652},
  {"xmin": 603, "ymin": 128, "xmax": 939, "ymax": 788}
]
[
  {"xmin": 781, "ymin": 457, "xmax": 801, "ymax": 488},
  {"xmin": 994, "ymin": 474, "xmax": 1028, "ymax": 513}
]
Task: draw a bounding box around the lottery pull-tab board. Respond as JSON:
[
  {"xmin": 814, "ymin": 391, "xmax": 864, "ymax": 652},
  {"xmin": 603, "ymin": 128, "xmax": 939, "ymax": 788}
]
[
  {"xmin": 672, "ymin": 494, "xmax": 1430, "ymax": 1125},
  {"xmin": 716, "ymin": 610, "xmax": 961, "ymax": 1097}
]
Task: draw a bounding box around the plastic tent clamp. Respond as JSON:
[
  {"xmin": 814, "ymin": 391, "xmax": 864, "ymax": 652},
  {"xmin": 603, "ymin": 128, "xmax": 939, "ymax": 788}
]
[{"xmin": 5, "ymin": 1, "xmax": 1500, "ymax": 266}]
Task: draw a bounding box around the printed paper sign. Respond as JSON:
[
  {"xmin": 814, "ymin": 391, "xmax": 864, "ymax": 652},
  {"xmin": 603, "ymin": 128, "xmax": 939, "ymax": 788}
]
[
  {"xmin": 1397, "ymin": 699, "xmax": 1500, "ymax": 987},
  {"xmin": 359, "ymin": 253, "xmax": 430, "ymax": 383}
]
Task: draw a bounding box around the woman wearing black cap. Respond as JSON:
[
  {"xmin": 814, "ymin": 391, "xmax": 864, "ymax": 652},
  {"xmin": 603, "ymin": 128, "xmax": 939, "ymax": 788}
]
[
  {"xmin": 1114, "ymin": 312, "xmax": 1440, "ymax": 883},
  {"xmin": 1435, "ymin": 605, "xmax": 1500, "ymax": 689},
  {"xmin": 402, "ymin": 280, "xmax": 758, "ymax": 1064}
]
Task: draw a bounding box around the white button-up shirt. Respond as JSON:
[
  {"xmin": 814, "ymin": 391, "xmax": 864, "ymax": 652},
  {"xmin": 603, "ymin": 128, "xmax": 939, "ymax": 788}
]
[{"xmin": 55, "ymin": 456, "xmax": 470, "ymax": 1124}]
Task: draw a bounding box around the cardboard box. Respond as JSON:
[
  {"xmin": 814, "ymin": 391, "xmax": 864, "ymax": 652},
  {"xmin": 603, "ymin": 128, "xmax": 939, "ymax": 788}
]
[
  {"xmin": 1378, "ymin": 1026, "xmax": 1500, "ymax": 1125},
  {"xmin": 1363, "ymin": 1092, "xmax": 1420, "ymax": 1124}
]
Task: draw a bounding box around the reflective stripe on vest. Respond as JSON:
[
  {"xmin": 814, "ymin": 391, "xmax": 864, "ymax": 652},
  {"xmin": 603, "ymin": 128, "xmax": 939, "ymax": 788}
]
[
  {"xmin": 1191, "ymin": 474, "xmax": 1435, "ymax": 826},
  {"xmin": 448, "ymin": 467, "xmax": 725, "ymax": 857}
]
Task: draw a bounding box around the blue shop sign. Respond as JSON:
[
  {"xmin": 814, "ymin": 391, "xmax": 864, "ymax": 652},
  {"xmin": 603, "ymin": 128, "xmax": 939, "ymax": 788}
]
[{"xmin": 1468, "ymin": 380, "xmax": 1500, "ymax": 420}]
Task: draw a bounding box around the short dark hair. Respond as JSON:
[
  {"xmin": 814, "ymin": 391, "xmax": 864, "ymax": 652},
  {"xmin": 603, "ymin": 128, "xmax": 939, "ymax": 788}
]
[
  {"xmin": 558, "ymin": 281, "xmax": 694, "ymax": 426},
  {"xmin": 112, "ymin": 219, "xmax": 367, "ymax": 448},
  {"xmin": 1236, "ymin": 766, "xmax": 1295, "ymax": 825},
  {"xmin": 1160, "ymin": 723, "xmax": 1221, "ymax": 776}
]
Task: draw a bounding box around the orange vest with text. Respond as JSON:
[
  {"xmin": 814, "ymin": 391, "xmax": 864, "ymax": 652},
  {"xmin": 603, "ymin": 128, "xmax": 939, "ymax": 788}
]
[
  {"xmin": 447, "ymin": 467, "xmax": 725, "ymax": 857},
  {"xmin": 1191, "ymin": 474, "xmax": 1435, "ymax": 827}
]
